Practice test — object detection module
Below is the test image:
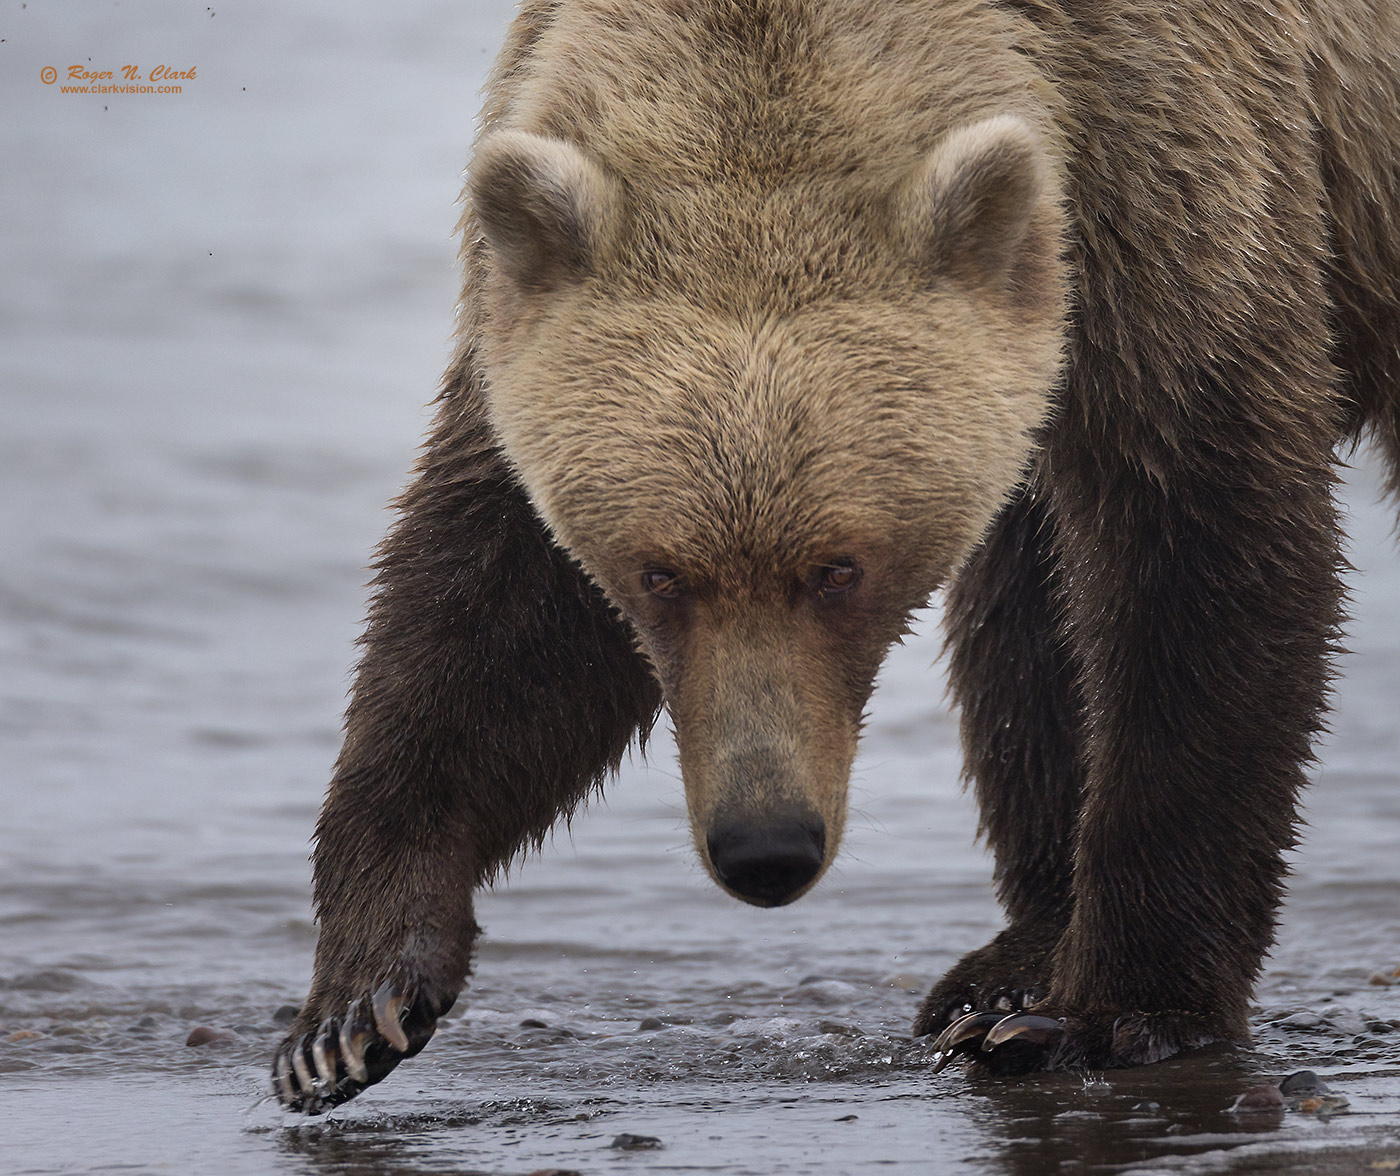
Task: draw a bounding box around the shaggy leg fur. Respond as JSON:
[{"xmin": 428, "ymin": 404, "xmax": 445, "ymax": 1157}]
[
  {"xmin": 271, "ymin": 358, "xmax": 661, "ymax": 1112},
  {"xmin": 931, "ymin": 355, "xmax": 1345, "ymax": 1072},
  {"xmin": 1047, "ymin": 426, "xmax": 1341, "ymax": 1068},
  {"xmin": 927, "ymin": 7, "xmax": 1352, "ymax": 1074},
  {"xmin": 917, "ymin": 488, "xmax": 1083, "ymax": 1036}
]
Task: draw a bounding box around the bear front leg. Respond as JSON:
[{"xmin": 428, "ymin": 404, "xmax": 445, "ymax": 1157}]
[
  {"xmin": 271, "ymin": 380, "xmax": 661, "ymax": 1113},
  {"xmin": 1049, "ymin": 449, "xmax": 1340, "ymax": 1069},
  {"xmin": 936, "ymin": 423, "xmax": 1343, "ymax": 1075},
  {"xmin": 916, "ymin": 488, "xmax": 1083, "ymax": 1044}
]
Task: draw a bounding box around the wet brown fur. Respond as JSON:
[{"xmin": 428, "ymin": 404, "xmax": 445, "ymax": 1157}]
[{"xmin": 280, "ymin": 0, "xmax": 1400, "ymax": 1097}]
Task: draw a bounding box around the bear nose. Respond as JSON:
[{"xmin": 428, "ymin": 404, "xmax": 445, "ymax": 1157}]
[{"xmin": 706, "ymin": 816, "xmax": 827, "ymax": 907}]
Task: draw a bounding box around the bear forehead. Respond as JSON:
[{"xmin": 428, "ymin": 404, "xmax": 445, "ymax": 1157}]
[
  {"xmin": 615, "ymin": 181, "xmax": 905, "ymax": 314},
  {"xmin": 493, "ymin": 0, "xmax": 1052, "ymax": 310},
  {"xmin": 489, "ymin": 297, "xmax": 1043, "ymax": 576},
  {"xmin": 500, "ymin": 0, "xmax": 1044, "ymax": 190}
]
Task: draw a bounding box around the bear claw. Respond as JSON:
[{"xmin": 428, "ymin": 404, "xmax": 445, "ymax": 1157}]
[
  {"xmin": 930, "ymin": 1009, "xmax": 1066, "ymax": 1075},
  {"xmin": 290, "ymin": 1043, "xmax": 318, "ymax": 1099},
  {"xmin": 311, "ymin": 1021, "xmax": 339, "ymax": 1085},
  {"xmin": 271, "ymin": 979, "xmax": 445, "ymax": 1114},
  {"xmin": 982, "ymin": 1013, "xmax": 1065, "ymax": 1055},
  {"xmin": 274, "ymin": 1049, "xmax": 297, "ymax": 1104},
  {"xmin": 929, "ymin": 1011, "xmax": 1008, "ymax": 1073},
  {"xmin": 339, "ymin": 1000, "xmax": 370, "ymax": 1084},
  {"xmin": 372, "ymin": 980, "xmax": 411, "ymax": 1052}
]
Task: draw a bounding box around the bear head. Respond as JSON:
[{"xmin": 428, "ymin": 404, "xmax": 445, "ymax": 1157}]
[{"xmin": 469, "ymin": 115, "xmax": 1067, "ymax": 907}]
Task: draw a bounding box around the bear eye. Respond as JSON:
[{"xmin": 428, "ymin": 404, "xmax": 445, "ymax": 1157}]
[
  {"xmin": 641, "ymin": 568, "xmax": 685, "ymax": 599},
  {"xmin": 814, "ymin": 560, "xmax": 861, "ymax": 597}
]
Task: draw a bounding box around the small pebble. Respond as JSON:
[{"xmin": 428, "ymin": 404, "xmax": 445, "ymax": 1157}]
[
  {"xmin": 1275, "ymin": 1011, "xmax": 1323, "ymax": 1029},
  {"xmin": 272, "ymin": 1004, "xmax": 299, "ymax": 1025},
  {"xmin": 638, "ymin": 1017, "xmax": 664, "ymax": 1030},
  {"xmin": 1305, "ymin": 1093, "xmax": 1350, "ymax": 1115},
  {"xmin": 1230, "ymin": 1084, "xmax": 1284, "ymax": 1111},
  {"xmin": 1368, "ymin": 972, "xmax": 1395, "ymax": 987},
  {"xmin": 519, "ymin": 1018, "xmax": 549, "ymax": 1029},
  {"xmin": 185, "ymin": 1026, "xmax": 237, "ymax": 1047},
  {"xmin": 1369, "ymin": 1159, "xmax": 1399, "ymax": 1171},
  {"xmin": 6, "ymin": 1030, "xmax": 44, "ymax": 1043},
  {"xmin": 835, "ymin": 1114, "xmax": 859, "ymax": 1122},
  {"xmin": 610, "ymin": 1133, "xmax": 663, "ymax": 1151}
]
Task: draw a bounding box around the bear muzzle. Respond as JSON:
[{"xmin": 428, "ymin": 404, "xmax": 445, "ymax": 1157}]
[{"xmin": 705, "ymin": 810, "xmax": 827, "ymax": 908}]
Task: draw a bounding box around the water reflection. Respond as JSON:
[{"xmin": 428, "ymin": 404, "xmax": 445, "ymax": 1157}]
[{"xmin": 964, "ymin": 1050, "xmax": 1284, "ymax": 1174}]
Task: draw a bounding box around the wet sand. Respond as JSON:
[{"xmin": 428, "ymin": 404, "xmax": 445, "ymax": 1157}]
[{"xmin": 3, "ymin": 3, "xmax": 1399, "ymax": 1173}]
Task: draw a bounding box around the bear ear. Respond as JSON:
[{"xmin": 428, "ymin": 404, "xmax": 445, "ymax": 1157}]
[
  {"xmin": 468, "ymin": 130, "xmax": 625, "ymax": 291},
  {"xmin": 894, "ymin": 115, "xmax": 1049, "ymax": 287}
]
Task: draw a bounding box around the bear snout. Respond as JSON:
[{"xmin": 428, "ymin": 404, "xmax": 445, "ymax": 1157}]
[{"xmin": 705, "ymin": 813, "xmax": 827, "ymax": 908}]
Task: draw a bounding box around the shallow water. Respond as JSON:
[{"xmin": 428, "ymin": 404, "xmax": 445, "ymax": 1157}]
[{"xmin": 3, "ymin": 4, "xmax": 1400, "ymax": 1173}]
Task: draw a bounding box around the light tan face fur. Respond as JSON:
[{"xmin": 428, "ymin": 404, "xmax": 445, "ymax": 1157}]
[{"xmin": 469, "ymin": 116, "xmax": 1067, "ymax": 905}]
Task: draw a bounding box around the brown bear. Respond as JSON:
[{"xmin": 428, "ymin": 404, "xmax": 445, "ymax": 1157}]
[{"xmin": 272, "ymin": 0, "xmax": 1400, "ymax": 1111}]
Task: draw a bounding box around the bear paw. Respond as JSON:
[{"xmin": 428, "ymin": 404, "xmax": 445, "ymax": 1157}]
[
  {"xmin": 271, "ymin": 971, "xmax": 457, "ymax": 1114},
  {"xmin": 915, "ymin": 922, "xmax": 1060, "ymax": 1038},
  {"xmin": 927, "ymin": 1007, "xmax": 1227, "ymax": 1075}
]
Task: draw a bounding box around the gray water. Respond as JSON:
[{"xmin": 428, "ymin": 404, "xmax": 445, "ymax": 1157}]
[{"xmin": 3, "ymin": 4, "xmax": 1399, "ymax": 1173}]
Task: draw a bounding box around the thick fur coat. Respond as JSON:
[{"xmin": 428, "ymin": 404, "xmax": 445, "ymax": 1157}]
[{"xmin": 272, "ymin": 0, "xmax": 1400, "ymax": 1110}]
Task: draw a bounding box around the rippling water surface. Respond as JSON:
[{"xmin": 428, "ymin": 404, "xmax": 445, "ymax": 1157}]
[{"xmin": 4, "ymin": 4, "xmax": 1400, "ymax": 1173}]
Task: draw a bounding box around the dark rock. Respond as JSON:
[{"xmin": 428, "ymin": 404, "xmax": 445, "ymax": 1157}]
[
  {"xmin": 519, "ymin": 1018, "xmax": 549, "ymax": 1029},
  {"xmin": 610, "ymin": 1133, "xmax": 663, "ymax": 1150},
  {"xmin": 1279, "ymin": 1069, "xmax": 1331, "ymax": 1096},
  {"xmin": 638, "ymin": 1016, "xmax": 664, "ymax": 1030},
  {"xmin": 272, "ymin": 1004, "xmax": 299, "ymax": 1025}
]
